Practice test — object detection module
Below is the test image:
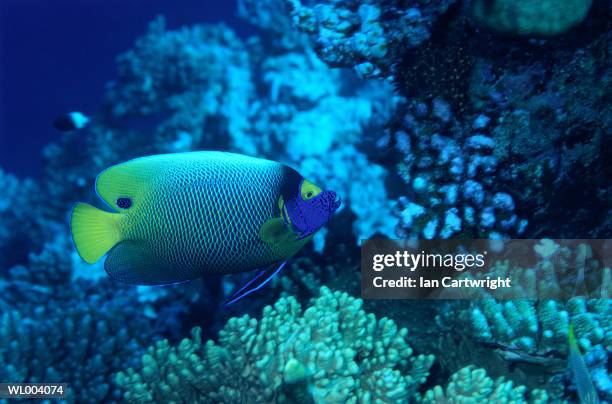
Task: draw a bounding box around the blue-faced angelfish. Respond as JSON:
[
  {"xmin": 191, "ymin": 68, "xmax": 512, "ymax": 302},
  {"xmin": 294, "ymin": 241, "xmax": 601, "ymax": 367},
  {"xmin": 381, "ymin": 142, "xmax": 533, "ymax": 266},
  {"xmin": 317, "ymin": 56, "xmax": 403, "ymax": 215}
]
[{"xmin": 70, "ymin": 152, "xmax": 340, "ymax": 304}]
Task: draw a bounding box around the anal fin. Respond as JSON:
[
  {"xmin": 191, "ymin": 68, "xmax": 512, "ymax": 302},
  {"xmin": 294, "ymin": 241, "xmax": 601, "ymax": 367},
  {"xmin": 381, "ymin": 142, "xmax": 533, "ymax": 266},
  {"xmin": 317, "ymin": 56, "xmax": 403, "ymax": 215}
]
[{"xmin": 225, "ymin": 261, "xmax": 288, "ymax": 306}]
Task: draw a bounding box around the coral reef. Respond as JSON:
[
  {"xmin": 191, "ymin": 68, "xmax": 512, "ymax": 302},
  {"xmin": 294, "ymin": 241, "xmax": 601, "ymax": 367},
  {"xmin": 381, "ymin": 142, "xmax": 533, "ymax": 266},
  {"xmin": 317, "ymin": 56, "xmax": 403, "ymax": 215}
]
[
  {"xmin": 0, "ymin": 13, "xmax": 403, "ymax": 404},
  {"xmin": 477, "ymin": 32, "xmax": 611, "ymax": 238},
  {"xmin": 0, "ymin": 229, "xmax": 155, "ymax": 403},
  {"xmin": 434, "ymin": 245, "xmax": 611, "ymax": 401},
  {"xmin": 470, "ymin": 0, "xmax": 593, "ymax": 37},
  {"xmin": 384, "ymin": 19, "xmax": 610, "ymax": 239},
  {"xmin": 106, "ymin": 17, "xmax": 254, "ymax": 154},
  {"xmin": 116, "ymin": 287, "xmax": 435, "ymax": 403},
  {"xmin": 444, "ymin": 297, "xmax": 611, "ymax": 358},
  {"xmin": 390, "ymin": 105, "xmax": 526, "ymax": 239},
  {"xmin": 421, "ymin": 366, "xmax": 549, "ymax": 403},
  {"xmin": 0, "ymin": 169, "xmax": 44, "ymax": 269},
  {"xmin": 435, "ymin": 296, "xmax": 611, "ymax": 402},
  {"xmin": 0, "ymin": 294, "xmax": 151, "ymax": 403},
  {"xmin": 285, "ymin": 0, "xmax": 456, "ymax": 79},
  {"xmin": 0, "ymin": 0, "xmax": 609, "ymax": 402}
]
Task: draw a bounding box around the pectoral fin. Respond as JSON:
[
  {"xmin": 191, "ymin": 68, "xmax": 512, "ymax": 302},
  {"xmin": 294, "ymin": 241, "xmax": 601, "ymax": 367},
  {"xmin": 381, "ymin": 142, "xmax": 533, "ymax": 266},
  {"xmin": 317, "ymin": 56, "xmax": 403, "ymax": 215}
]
[
  {"xmin": 225, "ymin": 261, "xmax": 288, "ymax": 306},
  {"xmin": 259, "ymin": 218, "xmax": 298, "ymax": 244}
]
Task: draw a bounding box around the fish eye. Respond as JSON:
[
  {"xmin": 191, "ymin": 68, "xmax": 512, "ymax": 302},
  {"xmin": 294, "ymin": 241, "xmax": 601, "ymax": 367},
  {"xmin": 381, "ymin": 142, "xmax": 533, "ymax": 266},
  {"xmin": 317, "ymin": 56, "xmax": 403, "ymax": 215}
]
[
  {"xmin": 116, "ymin": 197, "xmax": 132, "ymax": 209},
  {"xmin": 301, "ymin": 180, "xmax": 321, "ymax": 201}
]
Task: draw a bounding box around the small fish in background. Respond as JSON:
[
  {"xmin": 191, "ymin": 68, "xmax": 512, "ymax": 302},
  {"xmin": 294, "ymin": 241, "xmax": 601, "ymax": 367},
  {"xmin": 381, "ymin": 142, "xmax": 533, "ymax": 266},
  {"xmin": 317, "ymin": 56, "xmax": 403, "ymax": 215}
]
[
  {"xmin": 69, "ymin": 151, "xmax": 340, "ymax": 304},
  {"xmin": 568, "ymin": 323, "xmax": 600, "ymax": 404},
  {"xmin": 53, "ymin": 111, "xmax": 90, "ymax": 132}
]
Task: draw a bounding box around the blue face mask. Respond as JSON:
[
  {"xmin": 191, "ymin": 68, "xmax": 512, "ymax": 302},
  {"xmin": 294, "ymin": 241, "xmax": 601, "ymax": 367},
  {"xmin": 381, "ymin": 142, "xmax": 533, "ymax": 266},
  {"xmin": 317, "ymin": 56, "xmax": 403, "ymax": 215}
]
[{"xmin": 283, "ymin": 179, "xmax": 341, "ymax": 239}]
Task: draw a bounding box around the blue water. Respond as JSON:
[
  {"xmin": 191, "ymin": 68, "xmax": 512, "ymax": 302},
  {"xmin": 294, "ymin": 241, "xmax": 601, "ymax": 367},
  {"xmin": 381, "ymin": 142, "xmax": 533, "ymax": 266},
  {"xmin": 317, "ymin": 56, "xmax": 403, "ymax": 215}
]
[{"xmin": 0, "ymin": 0, "xmax": 251, "ymax": 176}]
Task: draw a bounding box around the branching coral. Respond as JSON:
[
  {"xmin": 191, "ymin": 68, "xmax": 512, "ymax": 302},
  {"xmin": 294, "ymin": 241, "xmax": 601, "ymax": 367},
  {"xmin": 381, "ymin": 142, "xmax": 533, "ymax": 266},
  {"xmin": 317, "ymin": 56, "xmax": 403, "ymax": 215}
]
[
  {"xmin": 116, "ymin": 287, "xmax": 435, "ymax": 403},
  {"xmin": 0, "ymin": 291, "xmax": 152, "ymax": 403},
  {"xmin": 436, "ymin": 277, "xmax": 609, "ymax": 400},
  {"xmin": 427, "ymin": 241, "xmax": 610, "ymax": 401},
  {"xmin": 437, "ymin": 242, "xmax": 610, "ymax": 357},
  {"xmin": 421, "ymin": 366, "xmax": 549, "ymax": 403},
  {"xmin": 447, "ymin": 297, "xmax": 611, "ymax": 357}
]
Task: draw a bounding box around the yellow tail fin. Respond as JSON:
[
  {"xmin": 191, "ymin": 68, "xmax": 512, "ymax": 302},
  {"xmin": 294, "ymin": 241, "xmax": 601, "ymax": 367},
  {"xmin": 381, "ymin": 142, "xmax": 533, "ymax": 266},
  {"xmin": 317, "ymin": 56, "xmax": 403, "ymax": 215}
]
[{"xmin": 70, "ymin": 203, "xmax": 122, "ymax": 264}]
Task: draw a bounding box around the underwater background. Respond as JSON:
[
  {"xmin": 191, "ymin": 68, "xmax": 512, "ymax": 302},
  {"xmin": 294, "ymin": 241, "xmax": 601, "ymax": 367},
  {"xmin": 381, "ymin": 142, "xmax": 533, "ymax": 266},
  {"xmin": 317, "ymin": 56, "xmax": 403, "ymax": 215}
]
[{"xmin": 0, "ymin": 0, "xmax": 610, "ymax": 402}]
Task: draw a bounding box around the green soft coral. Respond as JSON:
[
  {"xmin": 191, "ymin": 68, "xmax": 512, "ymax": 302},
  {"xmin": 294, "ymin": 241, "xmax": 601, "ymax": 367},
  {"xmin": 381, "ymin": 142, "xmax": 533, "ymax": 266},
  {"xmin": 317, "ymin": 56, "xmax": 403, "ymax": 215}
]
[{"xmin": 116, "ymin": 287, "xmax": 434, "ymax": 403}]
